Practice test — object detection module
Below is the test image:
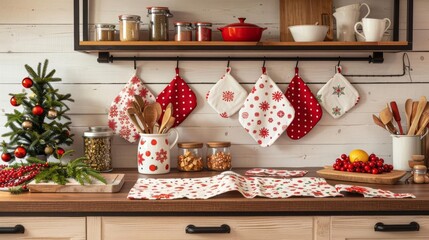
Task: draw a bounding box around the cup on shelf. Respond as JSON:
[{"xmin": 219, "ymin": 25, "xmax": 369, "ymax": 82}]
[{"xmin": 354, "ymin": 18, "xmax": 391, "ymax": 42}]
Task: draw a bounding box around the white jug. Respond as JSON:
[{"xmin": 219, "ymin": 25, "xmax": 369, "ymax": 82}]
[{"xmin": 333, "ymin": 3, "xmax": 370, "ymax": 42}]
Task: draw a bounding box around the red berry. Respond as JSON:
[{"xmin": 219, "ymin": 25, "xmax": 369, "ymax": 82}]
[
  {"xmin": 372, "ymin": 168, "xmax": 379, "ymax": 174},
  {"xmin": 341, "ymin": 154, "xmax": 347, "ymax": 160},
  {"xmin": 1, "ymin": 153, "xmax": 12, "ymax": 162},
  {"xmin": 369, "ymin": 153, "xmax": 375, "ymax": 158},
  {"xmin": 149, "ymin": 165, "xmax": 157, "ymax": 172},
  {"xmin": 10, "ymin": 96, "xmax": 20, "ymax": 107},
  {"xmin": 364, "ymin": 165, "xmax": 371, "ymax": 172},
  {"xmin": 32, "ymin": 105, "xmax": 44, "ymax": 116},
  {"xmin": 14, "ymin": 146, "xmax": 27, "ymax": 158},
  {"xmin": 379, "ymin": 158, "xmax": 384, "ymax": 164},
  {"xmin": 22, "ymin": 77, "xmax": 33, "ymax": 88},
  {"xmin": 54, "ymin": 148, "xmax": 65, "ymax": 159},
  {"xmin": 377, "ymin": 161, "xmax": 384, "ymax": 167}
]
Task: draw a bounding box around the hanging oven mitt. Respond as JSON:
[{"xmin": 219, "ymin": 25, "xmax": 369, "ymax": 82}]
[
  {"xmin": 207, "ymin": 67, "xmax": 247, "ymax": 118},
  {"xmin": 317, "ymin": 66, "xmax": 360, "ymax": 119},
  {"xmin": 108, "ymin": 74, "xmax": 156, "ymax": 143},
  {"xmin": 285, "ymin": 67, "xmax": 323, "ymax": 140},
  {"xmin": 239, "ymin": 67, "xmax": 295, "ymax": 147},
  {"xmin": 156, "ymin": 68, "xmax": 197, "ymax": 128}
]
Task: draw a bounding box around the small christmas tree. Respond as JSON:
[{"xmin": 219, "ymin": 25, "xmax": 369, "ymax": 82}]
[{"xmin": 1, "ymin": 60, "xmax": 74, "ymax": 163}]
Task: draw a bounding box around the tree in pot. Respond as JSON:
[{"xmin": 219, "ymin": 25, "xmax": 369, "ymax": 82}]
[{"xmin": 1, "ymin": 59, "xmax": 74, "ymax": 163}]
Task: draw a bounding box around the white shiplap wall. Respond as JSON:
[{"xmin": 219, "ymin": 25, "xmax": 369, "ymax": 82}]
[{"xmin": 1, "ymin": 0, "xmax": 428, "ymax": 168}]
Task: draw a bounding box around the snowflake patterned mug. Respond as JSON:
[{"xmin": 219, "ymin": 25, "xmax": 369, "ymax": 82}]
[{"xmin": 137, "ymin": 128, "xmax": 179, "ymax": 174}]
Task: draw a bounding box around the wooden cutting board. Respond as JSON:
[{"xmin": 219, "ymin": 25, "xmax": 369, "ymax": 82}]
[
  {"xmin": 28, "ymin": 173, "xmax": 125, "ymax": 193},
  {"xmin": 317, "ymin": 167, "xmax": 407, "ymax": 185},
  {"xmin": 280, "ymin": 0, "xmax": 333, "ymax": 42}
]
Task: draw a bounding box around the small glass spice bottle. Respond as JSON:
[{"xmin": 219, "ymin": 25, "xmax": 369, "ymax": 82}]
[
  {"xmin": 195, "ymin": 22, "xmax": 212, "ymax": 41},
  {"xmin": 118, "ymin": 14, "xmax": 141, "ymax": 41},
  {"xmin": 95, "ymin": 24, "xmax": 116, "ymax": 41},
  {"xmin": 413, "ymin": 165, "xmax": 428, "ymax": 184},
  {"xmin": 147, "ymin": 6, "xmax": 173, "ymax": 41},
  {"xmin": 177, "ymin": 142, "xmax": 204, "ymax": 172},
  {"xmin": 83, "ymin": 126, "xmax": 113, "ymax": 172},
  {"xmin": 206, "ymin": 141, "xmax": 232, "ymax": 171},
  {"xmin": 174, "ymin": 22, "xmax": 193, "ymax": 41}
]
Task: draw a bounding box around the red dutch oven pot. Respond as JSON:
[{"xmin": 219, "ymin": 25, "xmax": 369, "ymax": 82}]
[{"xmin": 218, "ymin": 18, "xmax": 267, "ymax": 41}]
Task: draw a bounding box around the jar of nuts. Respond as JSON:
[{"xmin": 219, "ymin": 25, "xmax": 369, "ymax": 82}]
[
  {"xmin": 83, "ymin": 126, "xmax": 113, "ymax": 172},
  {"xmin": 177, "ymin": 142, "xmax": 204, "ymax": 172},
  {"xmin": 206, "ymin": 141, "xmax": 232, "ymax": 171}
]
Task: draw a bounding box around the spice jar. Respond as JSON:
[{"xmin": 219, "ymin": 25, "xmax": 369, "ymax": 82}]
[
  {"xmin": 206, "ymin": 141, "xmax": 232, "ymax": 171},
  {"xmin": 177, "ymin": 142, "xmax": 203, "ymax": 172},
  {"xmin": 147, "ymin": 7, "xmax": 173, "ymax": 41},
  {"xmin": 95, "ymin": 24, "xmax": 116, "ymax": 41},
  {"xmin": 195, "ymin": 22, "xmax": 212, "ymax": 41},
  {"xmin": 413, "ymin": 165, "xmax": 429, "ymax": 184},
  {"xmin": 119, "ymin": 14, "xmax": 141, "ymax": 41},
  {"xmin": 174, "ymin": 22, "xmax": 193, "ymax": 41},
  {"xmin": 83, "ymin": 126, "xmax": 113, "ymax": 172}
]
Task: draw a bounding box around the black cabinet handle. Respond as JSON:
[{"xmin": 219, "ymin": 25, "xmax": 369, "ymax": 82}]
[
  {"xmin": 186, "ymin": 224, "xmax": 231, "ymax": 234},
  {"xmin": 374, "ymin": 222, "xmax": 419, "ymax": 232},
  {"xmin": 0, "ymin": 224, "xmax": 25, "ymax": 234}
]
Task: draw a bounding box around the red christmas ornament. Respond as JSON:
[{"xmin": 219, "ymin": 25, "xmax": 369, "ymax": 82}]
[
  {"xmin": 10, "ymin": 96, "xmax": 20, "ymax": 106},
  {"xmin": 54, "ymin": 147, "xmax": 65, "ymax": 159},
  {"xmin": 22, "ymin": 77, "xmax": 34, "ymax": 88},
  {"xmin": 1, "ymin": 152, "xmax": 12, "ymax": 162},
  {"xmin": 14, "ymin": 146, "xmax": 27, "ymax": 158},
  {"xmin": 32, "ymin": 105, "xmax": 44, "ymax": 116}
]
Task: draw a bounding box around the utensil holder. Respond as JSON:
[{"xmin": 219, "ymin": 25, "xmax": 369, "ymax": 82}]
[{"xmin": 392, "ymin": 130, "xmax": 428, "ymax": 171}]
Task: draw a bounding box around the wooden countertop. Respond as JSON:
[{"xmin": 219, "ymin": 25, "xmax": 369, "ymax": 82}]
[{"xmin": 1, "ymin": 168, "xmax": 429, "ymax": 216}]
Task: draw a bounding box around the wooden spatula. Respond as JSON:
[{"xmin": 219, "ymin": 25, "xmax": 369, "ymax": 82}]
[
  {"xmin": 159, "ymin": 103, "xmax": 173, "ymax": 134},
  {"xmin": 372, "ymin": 114, "xmax": 388, "ymax": 131},
  {"xmin": 379, "ymin": 104, "xmax": 398, "ymax": 134},
  {"xmin": 126, "ymin": 108, "xmax": 144, "ymax": 133},
  {"xmin": 405, "ymin": 98, "xmax": 413, "ymax": 131},
  {"xmin": 162, "ymin": 116, "xmax": 176, "ymax": 134},
  {"xmin": 408, "ymin": 96, "xmax": 427, "ymax": 135},
  {"xmin": 416, "ymin": 112, "xmax": 429, "ymax": 135}
]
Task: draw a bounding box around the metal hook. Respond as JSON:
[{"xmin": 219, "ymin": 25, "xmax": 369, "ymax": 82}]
[
  {"xmin": 133, "ymin": 56, "xmax": 137, "ymax": 70},
  {"xmin": 227, "ymin": 56, "xmax": 230, "ymax": 68},
  {"xmin": 176, "ymin": 56, "xmax": 179, "ymax": 69},
  {"xmin": 262, "ymin": 56, "xmax": 266, "ymax": 68},
  {"xmin": 295, "ymin": 57, "xmax": 299, "ymax": 68},
  {"xmin": 337, "ymin": 56, "xmax": 341, "ymax": 67}
]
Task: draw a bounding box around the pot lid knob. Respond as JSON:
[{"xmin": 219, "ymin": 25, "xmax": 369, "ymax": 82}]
[{"xmin": 238, "ymin": 17, "xmax": 246, "ymax": 23}]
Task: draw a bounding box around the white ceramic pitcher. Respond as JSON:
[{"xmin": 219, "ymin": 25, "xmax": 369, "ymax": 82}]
[
  {"xmin": 333, "ymin": 3, "xmax": 370, "ymax": 41},
  {"xmin": 391, "ymin": 130, "xmax": 427, "ymax": 171}
]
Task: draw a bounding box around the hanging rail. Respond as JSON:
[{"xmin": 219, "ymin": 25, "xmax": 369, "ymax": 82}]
[{"xmin": 97, "ymin": 52, "xmax": 384, "ymax": 64}]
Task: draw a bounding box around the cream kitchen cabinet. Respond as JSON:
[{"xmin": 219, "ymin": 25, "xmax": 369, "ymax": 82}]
[
  {"xmin": 87, "ymin": 216, "xmax": 314, "ymax": 240},
  {"xmin": 0, "ymin": 217, "xmax": 86, "ymax": 240}
]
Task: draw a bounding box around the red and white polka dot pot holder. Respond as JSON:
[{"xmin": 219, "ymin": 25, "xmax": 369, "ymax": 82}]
[
  {"xmin": 108, "ymin": 74, "xmax": 155, "ymax": 143},
  {"xmin": 285, "ymin": 67, "xmax": 323, "ymax": 140},
  {"xmin": 239, "ymin": 68, "xmax": 295, "ymax": 147},
  {"xmin": 207, "ymin": 67, "xmax": 247, "ymax": 118},
  {"xmin": 316, "ymin": 66, "xmax": 360, "ymax": 119},
  {"xmin": 156, "ymin": 68, "xmax": 197, "ymax": 128}
]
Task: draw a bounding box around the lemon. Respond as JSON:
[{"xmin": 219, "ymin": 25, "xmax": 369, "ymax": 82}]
[{"xmin": 349, "ymin": 149, "xmax": 369, "ymax": 163}]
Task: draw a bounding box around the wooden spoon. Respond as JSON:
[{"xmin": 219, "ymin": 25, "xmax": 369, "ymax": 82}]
[
  {"xmin": 133, "ymin": 95, "xmax": 146, "ymax": 112},
  {"xmin": 410, "ymin": 101, "xmax": 418, "ymax": 126},
  {"xmin": 390, "ymin": 101, "xmax": 403, "ymax": 135},
  {"xmin": 159, "ymin": 103, "xmax": 173, "ymax": 134},
  {"xmin": 129, "ymin": 106, "xmax": 149, "ymax": 133},
  {"xmin": 372, "ymin": 114, "xmax": 388, "ymax": 131},
  {"xmin": 405, "ymin": 98, "xmax": 413, "ymax": 131},
  {"xmin": 379, "ymin": 104, "xmax": 398, "ymax": 134},
  {"xmin": 418, "ymin": 103, "xmax": 429, "ymax": 130},
  {"xmin": 408, "ymin": 96, "xmax": 427, "ymax": 135},
  {"xmin": 143, "ymin": 104, "xmax": 158, "ymax": 134},
  {"xmin": 126, "ymin": 108, "xmax": 144, "ymax": 133},
  {"xmin": 162, "ymin": 116, "xmax": 176, "ymax": 134},
  {"xmin": 154, "ymin": 102, "xmax": 162, "ymax": 122},
  {"xmin": 416, "ymin": 111, "xmax": 429, "ymax": 135}
]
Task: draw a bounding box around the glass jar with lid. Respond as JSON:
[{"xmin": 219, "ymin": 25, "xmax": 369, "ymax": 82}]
[
  {"xmin": 83, "ymin": 126, "xmax": 114, "ymax": 172},
  {"xmin": 206, "ymin": 141, "xmax": 232, "ymax": 171},
  {"xmin": 174, "ymin": 22, "xmax": 193, "ymax": 41},
  {"xmin": 177, "ymin": 142, "xmax": 204, "ymax": 172},
  {"xmin": 195, "ymin": 22, "xmax": 212, "ymax": 41},
  {"xmin": 118, "ymin": 14, "xmax": 141, "ymax": 41},
  {"xmin": 147, "ymin": 7, "xmax": 173, "ymax": 41},
  {"xmin": 95, "ymin": 24, "xmax": 116, "ymax": 41}
]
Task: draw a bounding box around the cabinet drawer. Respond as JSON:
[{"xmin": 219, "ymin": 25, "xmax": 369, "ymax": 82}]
[
  {"xmin": 0, "ymin": 217, "xmax": 86, "ymax": 240},
  {"xmin": 331, "ymin": 216, "xmax": 429, "ymax": 240},
  {"xmin": 98, "ymin": 216, "xmax": 313, "ymax": 240}
]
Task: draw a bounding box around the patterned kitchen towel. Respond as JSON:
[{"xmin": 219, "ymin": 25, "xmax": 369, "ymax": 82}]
[
  {"xmin": 245, "ymin": 168, "xmax": 308, "ymax": 177},
  {"xmin": 335, "ymin": 184, "xmax": 415, "ymax": 198},
  {"xmin": 108, "ymin": 74, "xmax": 156, "ymax": 143},
  {"xmin": 128, "ymin": 171, "xmax": 342, "ymax": 200},
  {"xmin": 238, "ymin": 68, "xmax": 295, "ymax": 147},
  {"xmin": 317, "ymin": 66, "xmax": 360, "ymax": 119},
  {"xmin": 207, "ymin": 67, "xmax": 247, "ymax": 118}
]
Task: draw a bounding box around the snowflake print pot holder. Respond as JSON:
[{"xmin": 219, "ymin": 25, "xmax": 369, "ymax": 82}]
[
  {"xmin": 317, "ymin": 66, "xmax": 360, "ymax": 119},
  {"xmin": 156, "ymin": 68, "xmax": 197, "ymax": 127},
  {"xmin": 239, "ymin": 68, "xmax": 295, "ymax": 147},
  {"xmin": 285, "ymin": 67, "xmax": 323, "ymax": 140},
  {"xmin": 108, "ymin": 74, "xmax": 155, "ymax": 143},
  {"xmin": 207, "ymin": 67, "xmax": 247, "ymax": 118}
]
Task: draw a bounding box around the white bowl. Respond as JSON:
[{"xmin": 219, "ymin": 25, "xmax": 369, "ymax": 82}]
[{"xmin": 288, "ymin": 25, "xmax": 329, "ymax": 42}]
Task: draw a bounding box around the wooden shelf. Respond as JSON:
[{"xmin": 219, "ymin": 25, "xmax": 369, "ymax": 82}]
[{"xmin": 77, "ymin": 41, "xmax": 410, "ymax": 52}]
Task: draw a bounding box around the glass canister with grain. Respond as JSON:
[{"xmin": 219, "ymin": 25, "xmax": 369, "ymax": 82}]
[
  {"xmin": 95, "ymin": 24, "xmax": 116, "ymax": 41},
  {"xmin": 147, "ymin": 6, "xmax": 173, "ymax": 41},
  {"xmin": 83, "ymin": 126, "xmax": 113, "ymax": 172},
  {"xmin": 206, "ymin": 141, "xmax": 232, "ymax": 171},
  {"xmin": 177, "ymin": 142, "xmax": 204, "ymax": 172},
  {"xmin": 174, "ymin": 22, "xmax": 193, "ymax": 41},
  {"xmin": 118, "ymin": 14, "xmax": 141, "ymax": 41}
]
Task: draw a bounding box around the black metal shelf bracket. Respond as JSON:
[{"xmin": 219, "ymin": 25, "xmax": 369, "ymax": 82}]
[{"xmin": 97, "ymin": 52, "xmax": 384, "ymax": 64}]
